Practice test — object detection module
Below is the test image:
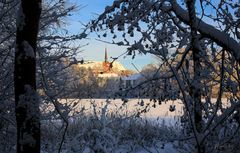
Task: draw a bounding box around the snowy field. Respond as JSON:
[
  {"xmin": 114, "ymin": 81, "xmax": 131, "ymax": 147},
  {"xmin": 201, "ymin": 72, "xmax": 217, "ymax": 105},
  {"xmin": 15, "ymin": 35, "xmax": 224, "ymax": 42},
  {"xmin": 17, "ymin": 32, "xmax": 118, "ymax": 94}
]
[
  {"xmin": 57, "ymin": 99, "xmax": 183, "ymax": 117},
  {"xmin": 43, "ymin": 98, "xmax": 228, "ymax": 121},
  {"xmin": 40, "ymin": 98, "xmax": 230, "ymax": 153},
  {"xmin": 42, "ymin": 98, "xmax": 185, "ymax": 124},
  {"xmin": 41, "ymin": 99, "xmax": 186, "ymax": 153}
]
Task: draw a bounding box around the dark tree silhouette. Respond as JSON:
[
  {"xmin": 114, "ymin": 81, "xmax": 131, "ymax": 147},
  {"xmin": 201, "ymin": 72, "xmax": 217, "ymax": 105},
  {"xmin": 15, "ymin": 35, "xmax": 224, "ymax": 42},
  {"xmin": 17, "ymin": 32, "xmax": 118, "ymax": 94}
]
[
  {"xmin": 14, "ymin": 0, "xmax": 42, "ymax": 152},
  {"xmin": 186, "ymin": 1, "xmax": 204, "ymax": 152}
]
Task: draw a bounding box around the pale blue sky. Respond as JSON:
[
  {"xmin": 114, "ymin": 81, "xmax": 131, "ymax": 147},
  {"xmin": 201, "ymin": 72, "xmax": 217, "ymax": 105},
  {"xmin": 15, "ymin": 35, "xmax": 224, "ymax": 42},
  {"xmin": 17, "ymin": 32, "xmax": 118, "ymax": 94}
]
[{"xmin": 66, "ymin": 0, "xmax": 156, "ymax": 70}]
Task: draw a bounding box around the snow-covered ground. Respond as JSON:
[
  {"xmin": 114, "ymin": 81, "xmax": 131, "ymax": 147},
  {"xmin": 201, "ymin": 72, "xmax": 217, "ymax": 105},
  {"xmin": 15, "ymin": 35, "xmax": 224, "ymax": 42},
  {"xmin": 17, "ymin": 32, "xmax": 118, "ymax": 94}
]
[
  {"xmin": 42, "ymin": 98, "xmax": 184, "ymax": 125},
  {"xmin": 41, "ymin": 99, "xmax": 185, "ymax": 153},
  {"xmin": 41, "ymin": 98, "xmax": 231, "ymax": 153},
  {"xmin": 55, "ymin": 99, "xmax": 183, "ymax": 116}
]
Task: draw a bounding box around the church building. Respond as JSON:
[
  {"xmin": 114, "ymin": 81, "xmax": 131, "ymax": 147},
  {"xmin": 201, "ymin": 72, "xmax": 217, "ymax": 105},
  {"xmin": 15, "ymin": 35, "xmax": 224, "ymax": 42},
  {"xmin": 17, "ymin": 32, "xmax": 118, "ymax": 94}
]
[{"xmin": 77, "ymin": 48, "xmax": 133, "ymax": 78}]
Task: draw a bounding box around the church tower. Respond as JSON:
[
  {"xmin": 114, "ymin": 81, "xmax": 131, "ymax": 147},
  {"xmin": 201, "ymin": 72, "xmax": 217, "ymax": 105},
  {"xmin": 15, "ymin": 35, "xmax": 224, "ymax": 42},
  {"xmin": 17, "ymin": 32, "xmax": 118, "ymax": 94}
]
[
  {"xmin": 103, "ymin": 47, "xmax": 111, "ymax": 72},
  {"xmin": 104, "ymin": 47, "xmax": 108, "ymax": 62}
]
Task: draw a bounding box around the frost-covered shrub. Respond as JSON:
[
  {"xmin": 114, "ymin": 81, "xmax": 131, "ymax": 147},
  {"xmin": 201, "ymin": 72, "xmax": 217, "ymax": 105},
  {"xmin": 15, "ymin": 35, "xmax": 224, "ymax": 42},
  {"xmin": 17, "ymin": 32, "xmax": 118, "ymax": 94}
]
[{"xmin": 41, "ymin": 100, "xmax": 181, "ymax": 153}]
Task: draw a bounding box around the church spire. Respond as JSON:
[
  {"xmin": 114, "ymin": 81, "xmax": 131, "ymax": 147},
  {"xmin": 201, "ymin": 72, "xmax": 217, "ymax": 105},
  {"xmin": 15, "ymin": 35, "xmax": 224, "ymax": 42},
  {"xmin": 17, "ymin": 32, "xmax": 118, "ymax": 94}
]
[{"xmin": 104, "ymin": 47, "xmax": 108, "ymax": 62}]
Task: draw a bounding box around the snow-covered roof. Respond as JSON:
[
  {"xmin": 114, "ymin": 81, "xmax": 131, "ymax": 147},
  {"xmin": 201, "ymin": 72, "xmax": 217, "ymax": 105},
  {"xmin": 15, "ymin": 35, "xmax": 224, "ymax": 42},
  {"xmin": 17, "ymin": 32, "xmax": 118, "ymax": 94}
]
[
  {"xmin": 77, "ymin": 61, "xmax": 126, "ymax": 71},
  {"xmin": 98, "ymin": 73, "xmax": 119, "ymax": 78},
  {"xmin": 122, "ymin": 73, "xmax": 142, "ymax": 81}
]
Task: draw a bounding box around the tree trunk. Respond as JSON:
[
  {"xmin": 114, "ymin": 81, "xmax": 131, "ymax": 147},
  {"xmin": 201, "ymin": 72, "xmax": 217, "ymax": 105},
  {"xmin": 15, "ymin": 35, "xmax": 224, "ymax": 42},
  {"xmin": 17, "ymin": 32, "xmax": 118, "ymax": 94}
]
[
  {"xmin": 186, "ymin": 0, "xmax": 204, "ymax": 153},
  {"xmin": 14, "ymin": 0, "xmax": 42, "ymax": 153}
]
